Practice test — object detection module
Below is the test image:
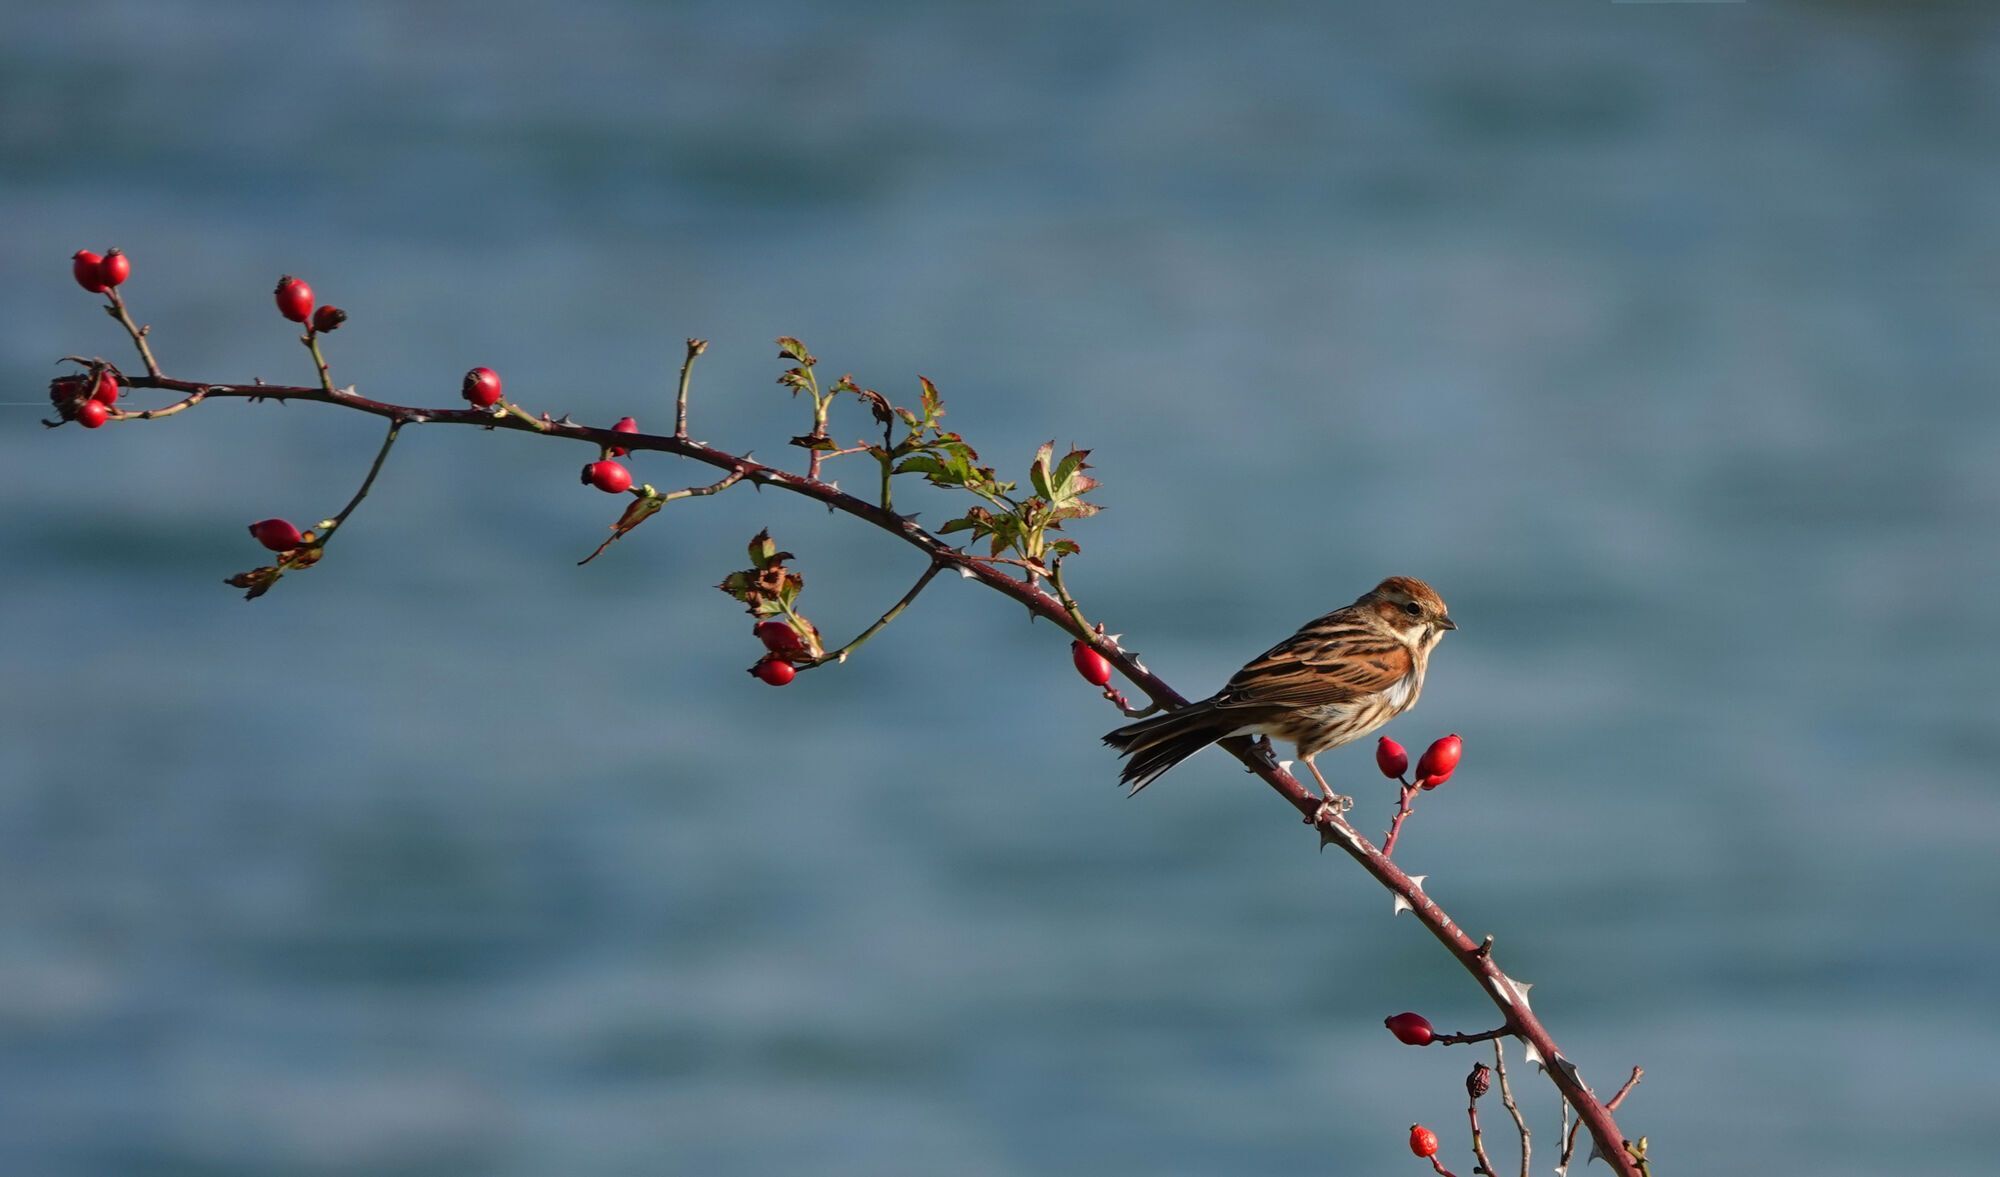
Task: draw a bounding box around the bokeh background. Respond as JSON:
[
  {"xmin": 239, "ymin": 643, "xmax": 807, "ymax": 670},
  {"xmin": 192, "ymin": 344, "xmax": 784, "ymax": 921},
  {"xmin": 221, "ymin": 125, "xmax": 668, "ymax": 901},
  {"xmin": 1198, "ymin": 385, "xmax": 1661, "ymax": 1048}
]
[{"xmin": 4, "ymin": 2, "xmax": 1997, "ymax": 1174}]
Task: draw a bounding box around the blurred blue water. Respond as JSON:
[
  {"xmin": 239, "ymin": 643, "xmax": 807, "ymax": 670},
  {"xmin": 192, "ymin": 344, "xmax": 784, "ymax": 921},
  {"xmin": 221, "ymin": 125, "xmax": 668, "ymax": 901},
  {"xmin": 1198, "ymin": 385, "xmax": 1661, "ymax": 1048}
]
[{"xmin": 4, "ymin": 2, "xmax": 1998, "ymax": 1173}]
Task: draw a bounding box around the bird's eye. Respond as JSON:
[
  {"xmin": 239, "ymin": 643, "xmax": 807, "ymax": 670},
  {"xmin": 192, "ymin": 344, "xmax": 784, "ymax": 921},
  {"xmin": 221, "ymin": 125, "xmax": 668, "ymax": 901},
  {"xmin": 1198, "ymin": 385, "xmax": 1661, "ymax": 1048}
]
[{"xmin": 1402, "ymin": 602, "xmax": 1422, "ymax": 616}]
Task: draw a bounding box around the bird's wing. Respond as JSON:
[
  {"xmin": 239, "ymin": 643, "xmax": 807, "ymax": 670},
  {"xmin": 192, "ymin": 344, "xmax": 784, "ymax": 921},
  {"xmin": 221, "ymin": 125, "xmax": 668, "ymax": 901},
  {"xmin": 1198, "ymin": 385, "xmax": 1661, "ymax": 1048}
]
[{"xmin": 1213, "ymin": 610, "xmax": 1414, "ymax": 711}]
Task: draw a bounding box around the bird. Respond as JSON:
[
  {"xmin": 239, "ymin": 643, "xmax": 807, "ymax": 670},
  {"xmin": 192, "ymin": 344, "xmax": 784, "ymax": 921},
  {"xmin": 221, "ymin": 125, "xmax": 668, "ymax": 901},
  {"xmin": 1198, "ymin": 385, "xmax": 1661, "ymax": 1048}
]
[{"xmin": 1103, "ymin": 576, "xmax": 1455, "ymax": 799}]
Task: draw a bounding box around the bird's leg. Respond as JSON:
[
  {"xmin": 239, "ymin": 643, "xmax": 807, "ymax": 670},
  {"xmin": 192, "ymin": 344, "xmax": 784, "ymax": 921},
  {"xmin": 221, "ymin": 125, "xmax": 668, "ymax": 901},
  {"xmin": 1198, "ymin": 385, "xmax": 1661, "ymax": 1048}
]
[
  {"xmin": 1301, "ymin": 755, "xmax": 1353, "ymax": 815},
  {"xmin": 1251, "ymin": 735, "xmax": 1275, "ymax": 761}
]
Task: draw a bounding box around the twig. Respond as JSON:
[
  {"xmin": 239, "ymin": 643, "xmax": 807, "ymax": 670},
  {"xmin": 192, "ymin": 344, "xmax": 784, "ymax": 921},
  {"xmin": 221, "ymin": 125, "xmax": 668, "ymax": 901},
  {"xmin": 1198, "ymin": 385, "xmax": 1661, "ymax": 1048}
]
[
  {"xmin": 1468, "ymin": 1101, "xmax": 1495, "ymax": 1177},
  {"xmin": 806, "ymin": 560, "xmax": 946, "ymax": 668},
  {"xmin": 315, "ymin": 419, "xmax": 402, "ymax": 543},
  {"xmin": 102, "ymin": 289, "xmax": 161, "ymax": 377},
  {"xmin": 1047, "ymin": 555, "xmax": 1095, "ymax": 640},
  {"xmin": 676, "ymin": 337, "xmax": 705, "ymax": 439},
  {"xmin": 1433, "ymin": 1025, "xmax": 1511, "ymax": 1047},
  {"xmin": 1493, "ymin": 1040, "xmax": 1529, "ymax": 1177},
  {"xmin": 1381, "ymin": 780, "xmax": 1421, "ymax": 857},
  {"xmin": 1562, "ymin": 1067, "xmax": 1643, "ymax": 1172},
  {"xmin": 304, "ymin": 331, "xmax": 335, "ymax": 393}
]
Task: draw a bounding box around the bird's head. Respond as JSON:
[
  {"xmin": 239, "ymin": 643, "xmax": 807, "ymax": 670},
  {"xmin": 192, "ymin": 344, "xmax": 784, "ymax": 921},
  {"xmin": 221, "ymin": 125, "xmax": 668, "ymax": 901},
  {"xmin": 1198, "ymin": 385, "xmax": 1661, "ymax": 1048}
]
[{"xmin": 1360, "ymin": 576, "xmax": 1456, "ymax": 647}]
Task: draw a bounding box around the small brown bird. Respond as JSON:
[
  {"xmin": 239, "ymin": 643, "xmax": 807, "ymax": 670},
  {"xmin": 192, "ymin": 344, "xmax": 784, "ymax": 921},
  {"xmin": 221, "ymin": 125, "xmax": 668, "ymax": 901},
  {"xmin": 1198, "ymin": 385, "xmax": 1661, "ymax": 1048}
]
[{"xmin": 1104, "ymin": 577, "xmax": 1456, "ymax": 798}]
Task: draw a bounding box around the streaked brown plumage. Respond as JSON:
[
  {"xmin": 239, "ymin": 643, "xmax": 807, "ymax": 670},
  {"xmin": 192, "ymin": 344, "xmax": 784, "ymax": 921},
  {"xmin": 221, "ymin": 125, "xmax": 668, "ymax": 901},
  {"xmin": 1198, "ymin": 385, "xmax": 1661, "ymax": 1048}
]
[{"xmin": 1104, "ymin": 577, "xmax": 1456, "ymax": 797}]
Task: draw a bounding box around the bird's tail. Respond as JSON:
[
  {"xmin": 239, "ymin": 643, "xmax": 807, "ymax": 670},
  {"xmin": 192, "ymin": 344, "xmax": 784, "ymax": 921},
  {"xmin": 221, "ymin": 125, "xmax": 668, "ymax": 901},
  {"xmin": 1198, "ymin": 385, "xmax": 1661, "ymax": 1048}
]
[{"xmin": 1102, "ymin": 700, "xmax": 1244, "ymax": 794}]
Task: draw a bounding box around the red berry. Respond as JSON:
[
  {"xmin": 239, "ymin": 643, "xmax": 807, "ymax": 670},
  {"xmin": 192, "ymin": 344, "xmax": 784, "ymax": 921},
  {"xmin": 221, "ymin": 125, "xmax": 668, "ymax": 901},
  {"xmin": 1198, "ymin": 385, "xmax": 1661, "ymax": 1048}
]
[
  {"xmin": 755, "ymin": 620, "xmax": 805, "ymax": 654},
  {"xmin": 1384, "ymin": 1012, "xmax": 1434, "ymax": 1046},
  {"xmin": 1071, "ymin": 640, "xmax": 1113, "ymax": 686},
  {"xmin": 310, "ymin": 305, "xmax": 347, "ymax": 333},
  {"xmin": 274, "ymin": 275, "xmax": 314, "ymax": 323},
  {"xmin": 609, "ymin": 416, "xmax": 639, "ymax": 457},
  {"xmin": 99, "ymin": 249, "xmax": 130, "ymax": 288},
  {"xmin": 1416, "ymin": 734, "xmax": 1462, "ymax": 790},
  {"xmin": 582, "ymin": 460, "xmax": 632, "ymax": 494},
  {"xmin": 1409, "ymin": 1124, "xmax": 1439, "ymax": 1159},
  {"xmin": 248, "ymin": 518, "xmax": 303, "ymax": 552},
  {"xmin": 90, "ymin": 371, "xmax": 119, "ymax": 405},
  {"xmin": 461, "ymin": 366, "xmax": 503, "ymax": 407},
  {"xmin": 751, "ymin": 657, "xmax": 797, "ymax": 686},
  {"xmin": 1376, "ymin": 736, "xmax": 1408, "ymax": 780},
  {"xmin": 72, "ymin": 250, "xmax": 108, "ymax": 293},
  {"xmin": 75, "ymin": 400, "xmax": 110, "ymax": 429}
]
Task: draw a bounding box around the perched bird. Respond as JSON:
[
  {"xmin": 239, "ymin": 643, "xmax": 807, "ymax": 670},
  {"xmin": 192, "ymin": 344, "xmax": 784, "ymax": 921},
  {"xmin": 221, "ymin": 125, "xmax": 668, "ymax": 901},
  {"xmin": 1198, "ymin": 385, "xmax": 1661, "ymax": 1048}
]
[{"xmin": 1103, "ymin": 576, "xmax": 1455, "ymax": 798}]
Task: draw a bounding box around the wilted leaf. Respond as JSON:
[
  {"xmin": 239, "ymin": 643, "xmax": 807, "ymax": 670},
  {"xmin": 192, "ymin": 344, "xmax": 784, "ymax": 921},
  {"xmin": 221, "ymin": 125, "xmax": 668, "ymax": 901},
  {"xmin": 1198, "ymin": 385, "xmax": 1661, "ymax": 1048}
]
[{"xmin": 578, "ymin": 491, "xmax": 666, "ymax": 565}]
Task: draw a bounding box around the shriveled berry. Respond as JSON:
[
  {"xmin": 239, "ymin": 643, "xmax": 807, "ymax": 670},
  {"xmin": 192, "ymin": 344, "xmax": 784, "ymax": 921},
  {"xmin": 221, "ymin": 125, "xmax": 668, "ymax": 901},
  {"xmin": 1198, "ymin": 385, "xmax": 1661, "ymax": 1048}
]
[
  {"xmin": 1071, "ymin": 640, "xmax": 1113, "ymax": 686},
  {"xmin": 751, "ymin": 657, "xmax": 797, "ymax": 686},
  {"xmin": 75, "ymin": 400, "xmax": 110, "ymax": 429},
  {"xmin": 1409, "ymin": 1124, "xmax": 1439, "ymax": 1158},
  {"xmin": 582, "ymin": 460, "xmax": 632, "ymax": 494},
  {"xmin": 461, "ymin": 366, "xmax": 503, "ymax": 407},
  {"xmin": 1416, "ymin": 734, "xmax": 1462, "ymax": 790},
  {"xmin": 1467, "ymin": 1061, "xmax": 1492, "ymax": 1100},
  {"xmin": 72, "ymin": 250, "xmax": 108, "ymax": 293},
  {"xmin": 248, "ymin": 518, "xmax": 303, "ymax": 552},
  {"xmin": 99, "ymin": 249, "xmax": 130, "ymax": 288},
  {"xmin": 90, "ymin": 371, "xmax": 120, "ymax": 405},
  {"xmin": 274, "ymin": 275, "xmax": 314, "ymax": 323},
  {"xmin": 609, "ymin": 416, "xmax": 639, "ymax": 457},
  {"xmin": 1376, "ymin": 736, "xmax": 1408, "ymax": 780},
  {"xmin": 755, "ymin": 620, "xmax": 805, "ymax": 654},
  {"xmin": 310, "ymin": 305, "xmax": 347, "ymax": 333},
  {"xmin": 1384, "ymin": 1011, "xmax": 1434, "ymax": 1046}
]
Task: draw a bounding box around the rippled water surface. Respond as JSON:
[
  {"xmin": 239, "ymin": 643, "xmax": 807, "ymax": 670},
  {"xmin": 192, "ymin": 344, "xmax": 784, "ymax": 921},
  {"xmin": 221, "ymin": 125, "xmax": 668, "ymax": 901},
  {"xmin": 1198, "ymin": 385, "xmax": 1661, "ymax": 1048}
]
[{"xmin": 4, "ymin": 3, "xmax": 1997, "ymax": 1174}]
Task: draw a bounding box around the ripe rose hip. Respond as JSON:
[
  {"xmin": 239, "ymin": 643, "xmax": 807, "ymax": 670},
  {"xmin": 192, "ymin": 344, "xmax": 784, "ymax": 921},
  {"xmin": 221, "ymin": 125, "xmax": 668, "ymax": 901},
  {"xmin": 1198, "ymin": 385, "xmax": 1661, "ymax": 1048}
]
[
  {"xmin": 310, "ymin": 305, "xmax": 347, "ymax": 333},
  {"xmin": 274, "ymin": 275, "xmax": 314, "ymax": 323},
  {"xmin": 582, "ymin": 460, "xmax": 632, "ymax": 494},
  {"xmin": 99, "ymin": 249, "xmax": 131, "ymax": 288},
  {"xmin": 1071, "ymin": 640, "xmax": 1113, "ymax": 686},
  {"xmin": 1384, "ymin": 1011, "xmax": 1434, "ymax": 1046},
  {"xmin": 751, "ymin": 657, "xmax": 797, "ymax": 686},
  {"xmin": 609, "ymin": 416, "xmax": 639, "ymax": 457},
  {"xmin": 75, "ymin": 400, "xmax": 110, "ymax": 429},
  {"xmin": 461, "ymin": 366, "xmax": 503, "ymax": 407},
  {"xmin": 1416, "ymin": 734, "xmax": 1462, "ymax": 790},
  {"xmin": 90, "ymin": 371, "xmax": 119, "ymax": 405},
  {"xmin": 1376, "ymin": 736, "xmax": 1408, "ymax": 779},
  {"xmin": 1408, "ymin": 1124, "xmax": 1439, "ymax": 1159},
  {"xmin": 755, "ymin": 620, "xmax": 805, "ymax": 654},
  {"xmin": 72, "ymin": 250, "xmax": 108, "ymax": 293},
  {"xmin": 248, "ymin": 518, "xmax": 303, "ymax": 552}
]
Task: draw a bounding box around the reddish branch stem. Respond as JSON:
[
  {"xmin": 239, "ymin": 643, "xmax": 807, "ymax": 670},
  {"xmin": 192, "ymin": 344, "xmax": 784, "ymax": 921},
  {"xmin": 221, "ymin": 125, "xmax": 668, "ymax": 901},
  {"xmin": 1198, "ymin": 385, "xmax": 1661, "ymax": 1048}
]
[
  {"xmin": 1381, "ymin": 780, "xmax": 1420, "ymax": 857},
  {"xmin": 92, "ymin": 363, "xmax": 1642, "ymax": 1177}
]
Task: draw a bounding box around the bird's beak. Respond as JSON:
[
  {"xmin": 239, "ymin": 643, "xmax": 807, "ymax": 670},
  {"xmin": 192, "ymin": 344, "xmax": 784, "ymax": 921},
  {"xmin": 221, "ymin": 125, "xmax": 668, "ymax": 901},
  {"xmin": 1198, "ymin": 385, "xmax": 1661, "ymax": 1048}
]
[{"xmin": 1439, "ymin": 616, "xmax": 1458, "ymax": 631}]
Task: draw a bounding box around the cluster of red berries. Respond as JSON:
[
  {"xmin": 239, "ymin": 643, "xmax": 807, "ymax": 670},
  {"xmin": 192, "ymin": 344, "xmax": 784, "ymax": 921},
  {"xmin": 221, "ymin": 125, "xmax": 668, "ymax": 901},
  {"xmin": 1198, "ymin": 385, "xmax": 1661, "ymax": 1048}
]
[
  {"xmin": 52, "ymin": 368, "xmax": 121, "ymax": 428},
  {"xmin": 273, "ymin": 275, "xmax": 347, "ymax": 333},
  {"xmin": 71, "ymin": 249, "xmax": 131, "ymax": 294},
  {"xmin": 1376, "ymin": 733, "xmax": 1462, "ymax": 790},
  {"xmin": 749, "ymin": 620, "xmax": 806, "ymax": 686}
]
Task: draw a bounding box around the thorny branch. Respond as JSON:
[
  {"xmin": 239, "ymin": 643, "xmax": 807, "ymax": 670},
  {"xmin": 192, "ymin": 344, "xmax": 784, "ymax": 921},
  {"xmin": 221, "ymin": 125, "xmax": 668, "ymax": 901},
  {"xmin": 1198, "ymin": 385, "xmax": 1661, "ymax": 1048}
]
[{"xmin": 52, "ymin": 280, "xmax": 1646, "ymax": 1175}]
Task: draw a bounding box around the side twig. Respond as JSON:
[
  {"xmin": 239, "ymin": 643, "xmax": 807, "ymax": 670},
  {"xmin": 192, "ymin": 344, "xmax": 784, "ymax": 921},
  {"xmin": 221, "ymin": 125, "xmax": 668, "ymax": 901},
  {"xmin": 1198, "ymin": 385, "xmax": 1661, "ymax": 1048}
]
[{"xmin": 807, "ymin": 559, "xmax": 946, "ymax": 668}]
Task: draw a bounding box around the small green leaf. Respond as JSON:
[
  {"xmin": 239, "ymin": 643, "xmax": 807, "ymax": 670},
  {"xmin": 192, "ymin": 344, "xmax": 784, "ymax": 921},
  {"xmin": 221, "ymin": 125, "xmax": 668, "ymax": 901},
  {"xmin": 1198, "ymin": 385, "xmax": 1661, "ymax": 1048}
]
[{"xmin": 776, "ymin": 336, "xmax": 816, "ymax": 366}]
